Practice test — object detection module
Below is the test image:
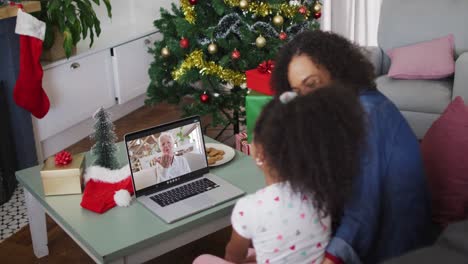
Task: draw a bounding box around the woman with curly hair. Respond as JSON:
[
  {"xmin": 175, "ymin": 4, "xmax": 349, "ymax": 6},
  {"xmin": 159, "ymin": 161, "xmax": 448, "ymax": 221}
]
[
  {"xmin": 271, "ymin": 30, "xmax": 432, "ymax": 264},
  {"xmin": 194, "ymin": 84, "xmax": 366, "ymax": 264}
]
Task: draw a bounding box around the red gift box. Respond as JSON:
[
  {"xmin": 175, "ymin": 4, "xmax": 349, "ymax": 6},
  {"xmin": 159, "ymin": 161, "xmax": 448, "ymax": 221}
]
[
  {"xmin": 235, "ymin": 132, "xmax": 251, "ymax": 156},
  {"xmin": 245, "ymin": 60, "xmax": 275, "ymax": 96}
]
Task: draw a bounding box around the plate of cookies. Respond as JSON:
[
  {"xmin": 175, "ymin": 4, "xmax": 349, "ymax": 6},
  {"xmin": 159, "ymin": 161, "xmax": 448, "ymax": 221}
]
[{"xmin": 205, "ymin": 143, "xmax": 236, "ymax": 167}]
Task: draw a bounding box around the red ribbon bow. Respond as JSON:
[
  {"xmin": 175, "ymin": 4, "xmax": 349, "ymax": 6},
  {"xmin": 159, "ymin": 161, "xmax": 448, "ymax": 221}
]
[
  {"xmin": 257, "ymin": 60, "xmax": 275, "ymax": 74},
  {"xmin": 55, "ymin": 151, "xmax": 73, "ymax": 166},
  {"xmin": 9, "ymin": 2, "xmax": 24, "ymax": 9}
]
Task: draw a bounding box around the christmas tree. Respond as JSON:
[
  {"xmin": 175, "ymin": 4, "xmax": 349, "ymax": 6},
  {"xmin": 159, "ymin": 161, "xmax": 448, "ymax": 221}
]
[
  {"xmin": 91, "ymin": 107, "xmax": 119, "ymax": 170},
  {"xmin": 146, "ymin": 0, "xmax": 322, "ymax": 133}
]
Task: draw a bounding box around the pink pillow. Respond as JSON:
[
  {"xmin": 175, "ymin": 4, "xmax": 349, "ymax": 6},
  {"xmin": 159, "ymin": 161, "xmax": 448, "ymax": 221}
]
[
  {"xmin": 387, "ymin": 34, "xmax": 455, "ymax": 79},
  {"xmin": 421, "ymin": 97, "xmax": 468, "ymax": 227}
]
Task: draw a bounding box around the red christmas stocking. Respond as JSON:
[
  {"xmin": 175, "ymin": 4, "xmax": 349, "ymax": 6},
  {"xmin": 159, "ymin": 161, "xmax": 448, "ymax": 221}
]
[{"xmin": 13, "ymin": 9, "xmax": 50, "ymax": 119}]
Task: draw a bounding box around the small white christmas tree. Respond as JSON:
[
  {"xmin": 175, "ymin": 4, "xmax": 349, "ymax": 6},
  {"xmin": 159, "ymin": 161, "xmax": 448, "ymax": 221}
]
[{"xmin": 91, "ymin": 107, "xmax": 119, "ymax": 170}]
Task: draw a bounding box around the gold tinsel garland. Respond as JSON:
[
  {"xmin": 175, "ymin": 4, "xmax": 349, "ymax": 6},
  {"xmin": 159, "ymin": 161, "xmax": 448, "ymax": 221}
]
[
  {"xmin": 172, "ymin": 50, "xmax": 246, "ymax": 86},
  {"xmin": 223, "ymin": 0, "xmax": 305, "ymax": 19},
  {"xmin": 181, "ymin": 0, "xmax": 196, "ymax": 24},
  {"xmin": 180, "ymin": 0, "xmax": 310, "ymax": 24}
]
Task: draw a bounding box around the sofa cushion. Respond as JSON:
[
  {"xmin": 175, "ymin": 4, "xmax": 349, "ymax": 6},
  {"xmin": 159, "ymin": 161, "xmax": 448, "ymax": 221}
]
[
  {"xmin": 421, "ymin": 97, "xmax": 468, "ymax": 227},
  {"xmin": 387, "ymin": 35, "xmax": 455, "ymax": 79},
  {"xmin": 376, "ymin": 75, "xmax": 452, "ymax": 114},
  {"xmin": 378, "ymin": 0, "xmax": 468, "ymax": 73}
]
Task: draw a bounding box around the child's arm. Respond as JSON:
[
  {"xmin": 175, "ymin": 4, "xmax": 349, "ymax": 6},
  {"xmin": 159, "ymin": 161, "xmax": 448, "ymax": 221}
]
[{"xmin": 225, "ymin": 229, "xmax": 251, "ymax": 263}]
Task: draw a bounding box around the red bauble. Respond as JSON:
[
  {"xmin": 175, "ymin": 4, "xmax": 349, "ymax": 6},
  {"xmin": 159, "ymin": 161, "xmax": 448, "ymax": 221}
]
[
  {"xmin": 188, "ymin": 0, "xmax": 198, "ymax": 5},
  {"xmin": 231, "ymin": 49, "xmax": 241, "ymax": 60},
  {"xmin": 298, "ymin": 6, "xmax": 307, "ymax": 15},
  {"xmin": 180, "ymin": 38, "xmax": 190, "ymax": 49},
  {"xmin": 279, "ymin": 31, "xmax": 288, "ymax": 41},
  {"xmin": 200, "ymin": 93, "xmax": 210, "ymax": 103},
  {"xmin": 314, "ymin": 12, "xmax": 322, "ymax": 19}
]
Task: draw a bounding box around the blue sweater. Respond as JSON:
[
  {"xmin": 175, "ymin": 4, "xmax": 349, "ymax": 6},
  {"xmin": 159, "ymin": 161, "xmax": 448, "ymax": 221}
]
[{"xmin": 326, "ymin": 90, "xmax": 432, "ymax": 264}]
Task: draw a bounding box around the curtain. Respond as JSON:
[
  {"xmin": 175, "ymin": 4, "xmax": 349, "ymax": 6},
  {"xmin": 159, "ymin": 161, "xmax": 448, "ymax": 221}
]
[{"xmin": 321, "ymin": 0, "xmax": 383, "ymax": 46}]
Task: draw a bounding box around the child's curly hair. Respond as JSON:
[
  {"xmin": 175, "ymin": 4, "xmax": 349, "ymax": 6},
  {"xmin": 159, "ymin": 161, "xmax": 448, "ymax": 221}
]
[
  {"xmin": 254, "ymin": 84, "xmax": 365, "ymax": 221},
  {"xmin": 271, "ymin": 30, "xmax": 376, "ymax": 95}
]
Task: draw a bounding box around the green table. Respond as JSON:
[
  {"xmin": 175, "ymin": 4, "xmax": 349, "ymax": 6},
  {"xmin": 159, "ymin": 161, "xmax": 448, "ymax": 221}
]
[{"xmin": 16, "ymin": 138, "xmax": 264, "ymax": 263}]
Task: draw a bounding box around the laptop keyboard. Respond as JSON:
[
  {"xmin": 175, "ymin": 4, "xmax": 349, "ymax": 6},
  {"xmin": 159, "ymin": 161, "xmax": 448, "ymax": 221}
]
[{"xmin": 150, "ymin": 178, "xmax": 220, "ymax": 207}]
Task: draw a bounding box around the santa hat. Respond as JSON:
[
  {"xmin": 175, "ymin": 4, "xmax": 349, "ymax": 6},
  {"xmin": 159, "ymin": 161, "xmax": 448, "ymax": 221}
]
[{"xmin": 80, "ymin": 165, "xmax": 135, "ymax": 214}]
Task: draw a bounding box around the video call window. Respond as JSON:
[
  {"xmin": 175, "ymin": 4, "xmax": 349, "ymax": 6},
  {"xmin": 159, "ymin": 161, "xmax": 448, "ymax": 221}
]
[{"xmin": 126, "ymin": 122, "xmax": 206, "ymax": 191}]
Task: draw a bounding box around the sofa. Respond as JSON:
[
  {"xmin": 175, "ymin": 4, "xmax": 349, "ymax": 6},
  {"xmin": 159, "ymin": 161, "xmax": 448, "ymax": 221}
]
[
  {"xmin": 365, "ymin": 0, "xmax": 468, "ymax": 139},
  {"xmin": 383, "ymin": 220, "xmax": 468, "ymax": 264}
]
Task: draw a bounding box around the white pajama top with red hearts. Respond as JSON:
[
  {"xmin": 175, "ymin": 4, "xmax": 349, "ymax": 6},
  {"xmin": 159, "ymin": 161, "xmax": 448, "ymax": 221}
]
[{"xmin": 231, "ymin": 182, "xmax": 331, "ymax": 264}]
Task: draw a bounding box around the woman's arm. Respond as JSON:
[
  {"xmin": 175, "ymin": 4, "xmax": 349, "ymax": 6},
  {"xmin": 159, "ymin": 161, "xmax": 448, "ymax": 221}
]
[
  {"xmin": 325, "ymin": 103, "xmax": 383, "ymax": 264},
  {"xmin": 225, "ymin": 229, "xmax": 251, "ymax": 263}
]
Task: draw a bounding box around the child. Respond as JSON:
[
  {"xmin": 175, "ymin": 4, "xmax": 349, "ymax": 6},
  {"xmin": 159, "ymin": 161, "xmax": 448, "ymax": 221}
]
[{"xmin": 194, "ymin": 84, "xmax": 365, "ymax": 264}]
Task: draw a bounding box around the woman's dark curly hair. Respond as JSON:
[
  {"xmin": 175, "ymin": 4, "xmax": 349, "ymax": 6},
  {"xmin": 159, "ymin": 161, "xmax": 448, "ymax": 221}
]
[
  {"xmin": 271, "ymin": 30, "xmax": 376, "ymax": 95},
  {"xmin": 254, "ymin": 84, "xmax": 365, "ymax": 221}
]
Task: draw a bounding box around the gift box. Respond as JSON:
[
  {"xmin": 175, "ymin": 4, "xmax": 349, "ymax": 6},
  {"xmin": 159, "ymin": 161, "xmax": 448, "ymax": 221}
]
[
  {"xmin": 40, "ymin": 153, "xmax": 86, "ymax": 196},
  {"xmin": 245, "ymin": 60, "xmax": 275, "ymax": 96},
  {"xmin": 246, "ymin": 91, "xmax": 272, "ymax": 143},
  {"xmin": 235, "ymin": 132, "xmax": 251, "ymax": 156}
]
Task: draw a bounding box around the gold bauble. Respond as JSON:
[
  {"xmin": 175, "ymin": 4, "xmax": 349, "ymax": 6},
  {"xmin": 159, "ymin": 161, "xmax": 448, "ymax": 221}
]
[
  {"xmin": 273, "ymin": 15, "xmax": 284, "ymax": 27},
  {"xmin": 161, "ymin": 47, "xmax": 170, "ymax": 58},
  {"xmin": 313, "ymin": 1, "xmax": 322, "ymax": 13},
  {"xmin": 255, "ymin": 35, "xmax": 267, "ymax": 48},
  {"xmin": 239, "ymin": 0, "xmax": 249, "ymax": 10},
  {"xmin": 208, "ymin": 42, "xmax": 218, "ymax": 54}
]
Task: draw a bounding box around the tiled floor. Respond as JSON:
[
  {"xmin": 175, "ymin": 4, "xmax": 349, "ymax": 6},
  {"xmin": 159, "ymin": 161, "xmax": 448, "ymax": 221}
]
[{"xmin": 0, "ymin": 186, "xmax": 28, "ymax": 242}]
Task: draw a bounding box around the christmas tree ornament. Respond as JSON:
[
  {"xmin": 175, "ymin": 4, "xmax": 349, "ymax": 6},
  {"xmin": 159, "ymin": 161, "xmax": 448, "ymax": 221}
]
[
  {"xmin": 161, "ymin": 47, "xmax": 171, "ymax": 58},
  {"xmin": 279, "ymin": 31, "xmax": 288, "ymax": 41},
  {"xmin": 188, "ymin": 0, "xmax": 198, "ymax": 5},
  {"xmin": 313, "ymin": 1, "xmax": 322, "ymax": 13},
  {"xmin": 208, "ymin": 42, "xmax": 218, "ymax": 54},
  {"xmin": 239, "ymin": 0, "xmax": 249, "ymax": 10},
  {"xmin": 298, "ymin": 6, "xmax": 307, "ymax": 15},
  {"xmin": 314, "ymin": 11, "xmax": 322, "ymax": 19},
  {"xmin": 13, "ymin": 9, "xmax": 50, "ymax": 119},
  {"xmin": 231, "ymin": 49, "xmax": 241, "ymax": 60},
  {"xmin": 273, "ymin": 14, "xmax": 284, "ymax": 27},
  {"xmin": 256, "ymin": 35, "xmax": 267, "ymax": 48},
  {"xmin": 200, "ymin": 92, "xmax": 210, "ymax": 103},
  {"xmin": 180, "ymin": 37, "xmax": 190, "ymax": 49}
]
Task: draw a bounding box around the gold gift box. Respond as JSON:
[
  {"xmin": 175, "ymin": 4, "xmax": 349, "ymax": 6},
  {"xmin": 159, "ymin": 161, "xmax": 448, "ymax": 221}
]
[{"xmin": 40, "ymin": 153, "xmax": 86, "ymax": 196}]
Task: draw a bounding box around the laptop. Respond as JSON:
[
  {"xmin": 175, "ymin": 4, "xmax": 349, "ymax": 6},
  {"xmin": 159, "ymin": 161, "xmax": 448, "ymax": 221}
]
[{"xmin": 124, "ymin": 116, "xmax": 245, "ymax": 223}]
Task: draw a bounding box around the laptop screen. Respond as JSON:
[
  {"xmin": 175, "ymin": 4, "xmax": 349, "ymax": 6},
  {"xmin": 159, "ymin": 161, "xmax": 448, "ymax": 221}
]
[{"xmin": 125, "ymin": 117, "xmax": 208, "ymax": 196}]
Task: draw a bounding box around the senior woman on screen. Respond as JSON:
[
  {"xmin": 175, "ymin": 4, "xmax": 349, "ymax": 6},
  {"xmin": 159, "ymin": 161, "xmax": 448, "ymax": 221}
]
[{"xmin": 154, "ymin": 132, "xmax": 191, "ymax": 183}]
